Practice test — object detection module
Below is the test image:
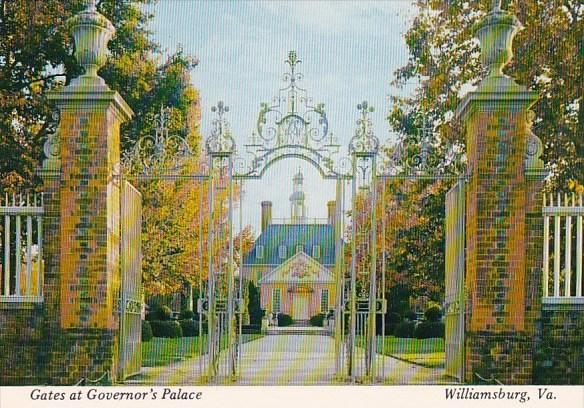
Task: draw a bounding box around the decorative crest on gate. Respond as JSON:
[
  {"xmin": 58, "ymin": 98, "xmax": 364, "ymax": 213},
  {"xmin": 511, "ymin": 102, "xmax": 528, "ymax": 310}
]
[
  {"xmin": 379, "ymin": 112, "xmax": 462, "ymax": 177},
  {"xmin": 236, "ymin": 51, "xmax": 344, "ymax": 179},
  {"xmin": 206, "ymin": 101, "xmax": 236, "ymax": 157},
  {"xmin": 122, "ymin": 105, "xmax": 194, "ymax": 175},
  {"xmin": 349, "ymin": 101, "xmax": 378, "ymax": 157}
]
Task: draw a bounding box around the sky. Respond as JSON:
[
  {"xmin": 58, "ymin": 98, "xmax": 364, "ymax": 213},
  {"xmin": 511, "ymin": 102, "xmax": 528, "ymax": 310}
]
[{"xmin": 143, "ymin": 0, "xmax": 420, "ymax": 235}]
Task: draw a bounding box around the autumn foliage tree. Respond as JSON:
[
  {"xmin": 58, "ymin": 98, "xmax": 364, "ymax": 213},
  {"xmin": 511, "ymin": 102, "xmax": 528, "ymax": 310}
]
[{"xmin": 0, "ymin": 0, "xmax": 254, "ymax": 297}]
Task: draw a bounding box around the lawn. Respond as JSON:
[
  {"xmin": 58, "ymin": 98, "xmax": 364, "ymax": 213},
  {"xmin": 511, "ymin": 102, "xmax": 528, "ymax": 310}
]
[
  {"xmin": 376, "ymin": 336, "xmax": 445, "ymax": 368},
  {"xmin": 142, "ymin": 334, "xmax": 263, "ymax": 367}
]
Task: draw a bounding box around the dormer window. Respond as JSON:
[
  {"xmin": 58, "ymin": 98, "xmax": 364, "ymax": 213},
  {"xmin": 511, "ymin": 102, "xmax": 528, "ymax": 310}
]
[
  {"xmin": 256, "ymin": 245, "xmax": 264, "ymax": 259},
  {"xmin": 312, "ymin": 245, "xmax": 321, "ymax": 258},
  {"xmin": 296, "ymin": 244, "xmax": 303, "ymax": 254},
  {"xmin": 279, "ymin": 245, "xmax": 287, "ymax": 259}
]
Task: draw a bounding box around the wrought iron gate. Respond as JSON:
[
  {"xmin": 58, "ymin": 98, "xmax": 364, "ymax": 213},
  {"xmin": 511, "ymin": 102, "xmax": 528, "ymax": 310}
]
[
  {"xmin": 118, "ymin": 181, "xmax": 143, "ymax": 381},
  {"xmin": 444, "ymin": 179, "xmax": 465, "ymax": 382},
  {"xmin": 118, "ymin": 50, "xmax": 465, "ymax": 385}
]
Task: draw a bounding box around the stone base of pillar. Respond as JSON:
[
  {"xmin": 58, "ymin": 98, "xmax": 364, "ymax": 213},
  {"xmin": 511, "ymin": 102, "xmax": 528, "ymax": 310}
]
[
  {"xmin": 45, "ymin": 328, "xmax": 117, "ymax": 385},
  {"xmin": 465, "ymin": 332, "xmax": 534, "ymax": 384}
]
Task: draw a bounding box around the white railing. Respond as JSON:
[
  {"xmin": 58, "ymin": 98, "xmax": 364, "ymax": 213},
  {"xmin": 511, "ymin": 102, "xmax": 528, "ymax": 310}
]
[
  {"xmin": 542, "ymin": 193, "xmax": 583, "ymax": 302},
  {"xmin": 0, "ymin": 193, "xmax": 44, "ymax": 302}
]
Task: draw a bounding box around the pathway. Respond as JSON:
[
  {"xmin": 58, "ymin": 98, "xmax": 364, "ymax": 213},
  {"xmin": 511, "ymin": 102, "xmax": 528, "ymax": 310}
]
[{"xmin": 127, "ymin": 334, "xmax": 449, "ymax": 385}]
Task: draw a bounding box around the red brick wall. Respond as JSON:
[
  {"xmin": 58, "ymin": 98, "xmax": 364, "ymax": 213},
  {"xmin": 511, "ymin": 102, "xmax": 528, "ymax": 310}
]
[{"xmin": 463, "ymin": 106, "xmax": 540, "ymax": 384}]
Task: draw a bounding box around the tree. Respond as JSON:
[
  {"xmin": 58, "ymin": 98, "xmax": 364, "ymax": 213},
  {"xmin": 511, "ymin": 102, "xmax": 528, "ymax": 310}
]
[
  {"xmin": 247, "ymin": 281, "xmax": 263, "ymax": 325},
  {"xmin": 391, "ymin": 0, "xmax": 583, "ymax": 190},
  {"xmin": 0, "ymin": 0, "xmax": 254, "ymax": 296},
  {"xmin": 0, "ymin": 0, "xmax": 159, "ymax": 189}
]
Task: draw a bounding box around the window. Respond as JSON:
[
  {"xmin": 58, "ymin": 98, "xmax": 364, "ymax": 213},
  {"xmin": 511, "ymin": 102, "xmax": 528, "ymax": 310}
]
[
  {"xmin": 272, "ymin": 288, "xmax": 281, "ymax": 313},
  {"xmin": 278, "ymin": 245, "xmax": 287, "ymax": 259},
  {"xmin": 321, "ymin": 289, "xmax": 329, "ymax": 313},
  {"xmin": 296, "ymin": 244, "xmax": 303, "ymax": 254},
  {"xmin": 256, "ymin": 270, "xmax": 262, "ymax": 282},
  {"xmin": 256, "ymin": 245, "xmax": 264, "ymax": 259},
  {"xmin": 312, "ymin": 245, "xmax": 321, "ymax": 258}
]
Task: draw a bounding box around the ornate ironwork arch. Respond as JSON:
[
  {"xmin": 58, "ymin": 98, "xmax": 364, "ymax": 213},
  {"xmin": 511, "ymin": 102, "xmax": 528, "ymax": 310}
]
[{"xmin": 234, "ymin": 51, "xmax": 348, "ymax": 180}]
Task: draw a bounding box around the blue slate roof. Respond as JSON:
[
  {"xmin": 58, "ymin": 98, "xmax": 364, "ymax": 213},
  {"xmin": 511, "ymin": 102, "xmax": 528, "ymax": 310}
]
[{"xmin": 243, "ymin": 224, "xmax": 336, "ymax": 265}]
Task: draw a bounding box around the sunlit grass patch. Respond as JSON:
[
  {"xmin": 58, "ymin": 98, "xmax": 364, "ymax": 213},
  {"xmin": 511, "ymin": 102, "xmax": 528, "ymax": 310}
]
[
  {"xmin": 377, "ymin": 336, "xmax": 445, "ymax": 368},
  {"xmin": 142, "ymin": 334, "xmax": 264, "ymax": 367}
]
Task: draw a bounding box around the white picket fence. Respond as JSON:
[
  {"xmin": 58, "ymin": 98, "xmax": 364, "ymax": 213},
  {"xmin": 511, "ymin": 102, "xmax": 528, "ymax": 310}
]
[
  {"xmin": 0, "ymin": 193, "xmax": 44, "ymax": 302},
  {"xmin": 542, "ymin": 193, "xmax": 583, "ymax": 301}
]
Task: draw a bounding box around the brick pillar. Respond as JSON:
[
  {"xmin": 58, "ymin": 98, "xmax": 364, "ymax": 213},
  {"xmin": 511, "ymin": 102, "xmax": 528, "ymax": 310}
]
[
  {"xmin": 455, "ymin": 4, "xmax": 541, "ymax": 384},
  {"xmin": 45, "ymin": 0, "xmax": 133, "ymax": 385}
]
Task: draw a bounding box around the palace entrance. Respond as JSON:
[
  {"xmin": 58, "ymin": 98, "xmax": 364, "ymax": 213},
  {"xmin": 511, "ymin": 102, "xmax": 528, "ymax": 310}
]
[{"xmin": 122, "ymin": 51, "xmax": 459, "ymax": 385}]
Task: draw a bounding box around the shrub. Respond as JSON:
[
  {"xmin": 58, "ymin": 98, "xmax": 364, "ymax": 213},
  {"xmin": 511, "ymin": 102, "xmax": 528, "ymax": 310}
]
[
  {"xmin": 179, "ymin": 319, "xmax": 198, "ymax": 337},
  {"xmin": 141, "ymin": 321, "xmax": 153, "ymax": 342},
  {"xmin": 149, "ymin": 320, "xmax": 183, "ymax": 338},
  {"xmin": 247, "ymin": 281, "xmax": 263, "ymax": 325},
  {"xmin": 403, "ymin": 310, "xmax": 417, "ymax": 321},
  {"xmin": 242, "ymin": 324, "xmax": 261, "ymax": 334},
  {"xmin": 309, "ymin": 314, "xmax": 325, "ymax": 327},
  {"xmin": 375, "ymin": 312, "xmax": 402, "ymax": 335},
  {"xmin": 147, "ymin": 305, "xmax": 173, "ymax": 321},
  {"xmin": 277, "ymin": 313, "xmax": 293, "ymax": 327},
  {"xmin": 414, "ymin": 321, "xmax": 445, "ymax": 339},
  {"xmin": 394, "ymin": 321, "xmax": 416, "ymax": 338},
  {"xmin": 424, "ymin": 305, "xmax": 442, "ymax": 322},
  {"xmin": 179, "ymin": 309, "xmax": 195, "ymax": 320}
]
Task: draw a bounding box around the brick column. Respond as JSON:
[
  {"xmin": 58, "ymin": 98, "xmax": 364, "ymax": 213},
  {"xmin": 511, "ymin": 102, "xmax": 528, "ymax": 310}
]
[
  {"xmin": 45, "ymin": 0, "xmax": 133, "ymax": 384},
  {"xmin": 455, "ymin": 3, "xmax": 540, "ymax": 384}
]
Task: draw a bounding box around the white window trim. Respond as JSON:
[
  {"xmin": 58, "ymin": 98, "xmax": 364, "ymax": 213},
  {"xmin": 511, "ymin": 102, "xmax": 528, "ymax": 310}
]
[
  {"xmin": 320, "ymin": 288, "xmax": 329, "ymax": 313},
  {"xmin": 272, "ymin": 288, "xmax": 281, "ymax": 313},
  {"xmin": 313, "ymin": 245, "xmax": 321, "ymax": 258},
  {"xmin": 278, "ymin": 245, "xmax": 287, "ymax": 259}
]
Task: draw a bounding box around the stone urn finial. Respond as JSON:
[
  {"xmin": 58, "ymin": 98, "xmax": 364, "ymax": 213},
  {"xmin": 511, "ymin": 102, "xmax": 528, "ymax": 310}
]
[
  {"xmin": 475, "ymin": 0, "xmax": 522, "ymax": 77},
  {"xmin": 68, "ymin": 0, "xmax": 115, "ymax": 85}
]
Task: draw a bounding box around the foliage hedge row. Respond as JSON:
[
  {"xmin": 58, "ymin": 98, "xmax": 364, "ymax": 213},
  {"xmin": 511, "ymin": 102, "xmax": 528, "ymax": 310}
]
[
  {"xmin": 142, "ymin": 321, "xmax": 153, "ymax": 342},
  {"xmin": 277, "ymin": 314, "xmax": 293, "ymax": 327},
  {"xmin": 179, "ymin": 319, "xmax": 198, "ymax": 337},
  {"xmin": 149, "ymin": 320, "xmax": 183, "ymax": 338},
  {"xmin": 394, "ymin": 321, "xmax": 416, "ymax": 338},
  {"xmin": 146, "ymin": 305, "xmax": 172, "ymax": 321},
  {"xmin": 414, "ymin": 321, "xmax": 445, "ymax": 339},
  {"xmin": 309, "ymin": 314, "xmax": 325, "ymax": 327}
]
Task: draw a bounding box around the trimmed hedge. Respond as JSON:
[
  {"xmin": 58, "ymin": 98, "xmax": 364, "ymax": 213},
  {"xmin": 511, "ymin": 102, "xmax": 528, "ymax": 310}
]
[
  {"xmin": 146, "ymin": 305, "xmax": 172, "ymax": 321},
  {"xmin": 150, "ymin": 320, "xmax": 183, "ymax": 338},
  {"xmin": 424, "ymin": 305, "xmax": 442, "ymax": 322},
  {"xmin": 179, "ymin": 319, "xmax": 198, "ymax": 337},
  {"xmin": 394, "ymin": 321, "xmax": 416, "ymax": 338},
  {"xmin": 242, "ymin": 324, "xmax": 261, "ymax": 334},
  {"xmin": 141, "ymin": 321, "xmax": 153, "ymax": 342},
  {"xmin": 179, "ymin": 309, "xmax": 195, "ymax": 320},
  {"xmin": 403, "ymin": 310, "xmax": 417, "ymax": 321},
  {"xmin": 309, "ymin": 314, "xmax": 325, "ymax": 327},
  {"xmin": 414, "ymin": 321, "xmax": 445, "ymax": 339},
  {"xmin": 376, "ymin": 312, "xmax": 402, "ymax": 335},
  {"xmin": 277, "ymin": 313, "xmax": 293, "ymax": 327}
]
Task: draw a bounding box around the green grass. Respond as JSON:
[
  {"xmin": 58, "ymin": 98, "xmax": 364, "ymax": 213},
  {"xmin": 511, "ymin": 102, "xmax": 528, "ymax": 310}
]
[
  {"xmin": 142, "ymin": 334, "xmax": 263, "ymax": 367},
  {"xmin": 377, "ymin": 336, "xmax": 445, "ymax": 368}
]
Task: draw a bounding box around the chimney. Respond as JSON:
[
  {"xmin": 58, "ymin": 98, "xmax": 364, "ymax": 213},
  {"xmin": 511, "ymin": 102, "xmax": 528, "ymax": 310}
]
[
  {"xmin": 327, "ymin": 200, "xmax": 336, "ymax": 227},
  {"xmin": 261, "ymin": 201, "xmax": 272, "ymax": 232}
]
